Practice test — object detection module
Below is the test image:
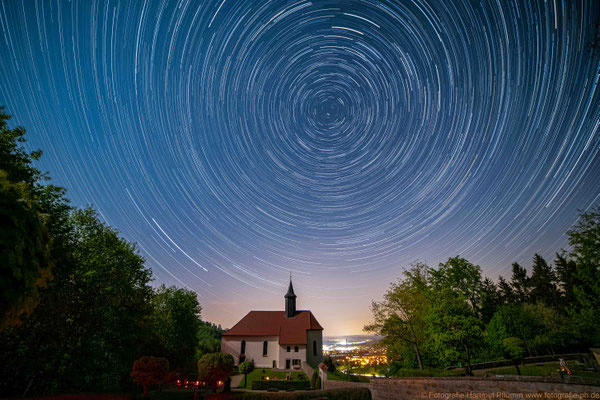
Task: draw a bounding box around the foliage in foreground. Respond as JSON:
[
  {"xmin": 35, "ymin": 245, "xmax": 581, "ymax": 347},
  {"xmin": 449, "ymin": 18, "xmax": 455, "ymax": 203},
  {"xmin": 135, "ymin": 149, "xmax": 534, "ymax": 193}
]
[
  {"xmin": 197, "ymin": 352, "xmax": 235, "ymax": 393},
  {"xmin": 237, "ymin": 369, "xmax": 306, "ymax": 389},
  {"xmin": 131, "ymin": 356, "xmax": 170, "ymax": 396},
  {"xmin": 0, "ymin": 108, "xmax": 222, "ymax": 396},
  {"xmin": 0, "ymin": 107, "xmax": 56, "ymax": 330},
  {"xmin": 239, "ymin": 361, "xmax": 255, "ymax": 388},
  {"xmin": 365, "ymin": 207, "xmax": 600, "ymax": 373}
]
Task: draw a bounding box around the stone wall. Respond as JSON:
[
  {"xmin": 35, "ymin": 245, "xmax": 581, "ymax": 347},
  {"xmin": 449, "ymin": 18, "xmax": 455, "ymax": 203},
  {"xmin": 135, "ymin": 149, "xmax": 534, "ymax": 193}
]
[
  {"xmin": 468, "ymin": 354, "xmax": 592, "ymax": 371},
  {"xmin": 326, "ymin": 376, "xmax": 600, "ymax": 400},
  {"xmin": 324, "ymin": 379, "xmax": 370, "ymax": 390}
]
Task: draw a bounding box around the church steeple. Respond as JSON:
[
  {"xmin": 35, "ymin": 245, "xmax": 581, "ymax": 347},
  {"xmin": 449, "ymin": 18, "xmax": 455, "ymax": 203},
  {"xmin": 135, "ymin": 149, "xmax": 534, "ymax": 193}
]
[{"xmin": 285, "ymin": 274, "xmax": 297, "ymax": 318}]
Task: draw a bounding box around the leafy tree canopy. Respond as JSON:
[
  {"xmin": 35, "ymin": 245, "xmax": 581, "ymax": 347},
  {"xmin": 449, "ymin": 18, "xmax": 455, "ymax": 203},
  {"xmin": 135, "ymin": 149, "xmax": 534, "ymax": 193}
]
[
  {"xmin": 197, "ymin": 352, "xmax": 234, "ymax": 393},
  {"xmin": 131, "ymin": 356, "xmax": 169, "ymax": 396},
  {"xmin": 151, "ymin": 285, "xmax": 202, "ymax": 374}
]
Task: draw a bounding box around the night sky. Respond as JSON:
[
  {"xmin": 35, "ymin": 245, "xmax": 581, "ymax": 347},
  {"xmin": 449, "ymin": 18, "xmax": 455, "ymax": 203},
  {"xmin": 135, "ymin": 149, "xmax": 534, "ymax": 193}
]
[{"xmin": 1, "ymin": 0, "xmax": 599, "ymax": 335}]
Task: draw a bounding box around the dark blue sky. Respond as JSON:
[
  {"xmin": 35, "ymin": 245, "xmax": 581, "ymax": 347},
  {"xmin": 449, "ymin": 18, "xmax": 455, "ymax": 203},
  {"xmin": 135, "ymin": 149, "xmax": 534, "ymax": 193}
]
[{"xmin": 1, "ymin": 0, "xmax": 599, "ymax": 335}]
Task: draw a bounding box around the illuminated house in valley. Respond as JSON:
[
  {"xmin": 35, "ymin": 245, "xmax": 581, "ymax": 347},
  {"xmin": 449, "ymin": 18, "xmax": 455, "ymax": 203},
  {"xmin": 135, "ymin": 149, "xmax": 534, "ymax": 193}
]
[{"xmin": 221, "ymin": 278, "xmax": 324, "ymax": 369}]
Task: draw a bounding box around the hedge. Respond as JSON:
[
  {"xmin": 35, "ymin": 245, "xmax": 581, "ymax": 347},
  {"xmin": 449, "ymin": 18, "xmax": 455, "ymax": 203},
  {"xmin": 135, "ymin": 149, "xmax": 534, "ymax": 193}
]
[
  {"xmin": 233, "ymin": 387, "xmax": 372, "ymax": 400},
  {"xmin": 250, "ymin": 380, "xmax": 311, "ymax": 390}
]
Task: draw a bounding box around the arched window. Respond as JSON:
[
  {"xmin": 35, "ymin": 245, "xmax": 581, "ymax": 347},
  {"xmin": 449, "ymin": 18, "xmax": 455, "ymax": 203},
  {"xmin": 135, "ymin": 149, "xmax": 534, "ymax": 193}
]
[
  {"xmin": 313, "ymin": 340, "xmax": 318, "ymax": 356},
  {"xmin": 241, "ymin": 340, "xmax": 246, "ymax": 354},
  {"xmin": 263, "ymin": 340, "xmax": 268, "ymax": 356}
]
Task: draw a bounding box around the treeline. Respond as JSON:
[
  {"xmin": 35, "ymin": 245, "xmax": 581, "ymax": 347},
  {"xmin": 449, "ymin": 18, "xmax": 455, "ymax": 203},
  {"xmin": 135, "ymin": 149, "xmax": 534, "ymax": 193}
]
[
  {"xmin": 365, "ymin": 209, "xmax": 600, "ymax": 375},
  {"xmin": 0, "ymin": 108, "xmax": 221, "ymax": 396}
]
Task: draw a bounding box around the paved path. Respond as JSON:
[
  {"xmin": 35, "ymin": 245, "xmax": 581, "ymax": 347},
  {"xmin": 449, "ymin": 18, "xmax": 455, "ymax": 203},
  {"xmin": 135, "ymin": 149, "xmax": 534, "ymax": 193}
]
[{"xmin": 231, "ymin": 374, "xmax": 245, "ymax": 388}]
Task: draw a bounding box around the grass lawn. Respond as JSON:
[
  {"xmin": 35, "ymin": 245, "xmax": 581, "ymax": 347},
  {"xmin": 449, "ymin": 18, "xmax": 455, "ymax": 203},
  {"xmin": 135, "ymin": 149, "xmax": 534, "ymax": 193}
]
[
  {"xmin": 474, "ymin": 362, "xmax": 600, "ymax": 379},
  {"xmin": 237, "ymin": 368, "xmax": 307, "ymax": 389},
  {"xmin": 390, "ymin": 368, "xmax": 466, "ymax": 377},
  {"xmin": 326, "ymin": 370, "xmax": 370, "ymax": 382},
  {"xmin": 352, "ymin": 365, "xmax": 387, "ymax": 376}
]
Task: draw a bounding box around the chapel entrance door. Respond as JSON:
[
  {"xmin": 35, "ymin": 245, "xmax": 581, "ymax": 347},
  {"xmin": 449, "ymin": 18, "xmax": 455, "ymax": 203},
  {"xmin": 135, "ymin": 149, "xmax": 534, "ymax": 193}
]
[{"xmin": 285, "ymin": 359, "xmax": 291, "ymax": 369}]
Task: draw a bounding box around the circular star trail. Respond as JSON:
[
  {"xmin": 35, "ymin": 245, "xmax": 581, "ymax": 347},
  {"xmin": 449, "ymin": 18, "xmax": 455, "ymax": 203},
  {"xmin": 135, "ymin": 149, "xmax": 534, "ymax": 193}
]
[{"xmin": 0, "ymin": 0, "xmax": 599, "ymax": 333}]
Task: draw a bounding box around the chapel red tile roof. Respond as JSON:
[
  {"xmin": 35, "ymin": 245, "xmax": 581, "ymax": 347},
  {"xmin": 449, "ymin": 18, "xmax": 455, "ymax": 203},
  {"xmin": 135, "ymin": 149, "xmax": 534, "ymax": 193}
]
[{"xmin": 222, "ymin": 310, "xmax": 323, "ymax": 345}]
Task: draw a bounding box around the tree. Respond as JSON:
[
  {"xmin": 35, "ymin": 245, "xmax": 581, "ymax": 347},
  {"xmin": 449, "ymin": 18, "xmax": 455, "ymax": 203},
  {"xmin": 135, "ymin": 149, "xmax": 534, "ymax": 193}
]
[
  {"xmin": 502, "ymin": 337, "xmax": 525, "ymax": 375},
  {"xmin": 497, "ymin": 276, "xmax": 514, "ymax": 304},
  {"xmin": 425, "ymin": 289, "xmax": 483, "ymax": 375},
  {"xmin": 0, "ymin": 107, "xmax": 44, "ymax": 188},
  {"xmin": 323, "ymin": 355, "xmax": 336, "ymax": 373},
  {"xmin": 430, "ymin": 257, "xmax": 483, "ymax": 315},
  {"xmin": 0, "ymin": 108, "xmax": 56, "ymax": 330},
  {"xmin": 131, "ymin": 356, "xmax": 169, "ymax": 396},
  {"xmin": 239, "ymin": 361, "xmax": 254, "ymax": 388},
  {"xmin": 523, "ymin": 302, "xmax": 574, "ymax": 355},
  {"xmin": 486, "ymin": 304, "xmax": 537, "ymax": 357},
  {"xmin": 197, "ymin": 321, "xmax": 224, "ymax": 357},
  {"xmin": 479, "ymin": 278, "xmax": 501, "ymax": 323},
  {"xmin": 0, "ymin": 172, "xmax": 53, "ymax": 329},
  {"xmin": 529, "ymin": 254, "xmax": 560, "ymax": 307},
  {"xmin": 151, "ymin": 285, "xmax": 202, "ymax": 373},
  {"xmin": 364, "ymin": 263, "xmax": 430, "ymax": 369},
  {"xmin": 554, "ymin": 252, "xmax": 579, "ymax": 307},
  {"xmin": 510, "ymin": 263, "xmax": 530, "ymax": 303},
  {"xmin": 0, "ymin": 208, "xmax": 154, "ymax": 395},
  {"xmin": 566, "ymin": 207, "xmax": 600, "ymax": 341},
  {"xmin": 197, "ymin": 353, "xmax": 234, "ymax": 393}
]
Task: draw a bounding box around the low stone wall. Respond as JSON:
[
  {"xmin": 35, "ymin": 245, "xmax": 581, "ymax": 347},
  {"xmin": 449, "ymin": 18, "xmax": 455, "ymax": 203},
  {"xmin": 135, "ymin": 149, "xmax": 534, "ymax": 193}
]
[
  {"xmin": 468, "ymin": 354, "xmax": 593, "ymax": 371},
  {"xmin": 370, "ymin": 377, "xmax": 600, "ymax": 400},
  {"xmin": 324, "ymin": 379, "xmax": 370, "ymax": 390},
  {"xmin": 327, "ymin": 376, "xmax": 600, "ymax": 400}
]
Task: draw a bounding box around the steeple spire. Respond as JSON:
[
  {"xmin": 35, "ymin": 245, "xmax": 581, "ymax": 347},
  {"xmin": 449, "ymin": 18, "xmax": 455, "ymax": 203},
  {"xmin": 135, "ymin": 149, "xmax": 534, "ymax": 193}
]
[{"xmin": 285, "ymin": 273, "xmax": 297, "ymax": 318}]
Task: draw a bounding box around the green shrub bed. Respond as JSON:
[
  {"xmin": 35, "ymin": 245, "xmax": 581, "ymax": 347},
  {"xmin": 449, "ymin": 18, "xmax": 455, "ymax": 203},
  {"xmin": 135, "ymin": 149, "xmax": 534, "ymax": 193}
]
[{"xmin": 250, "ymin": 380, "xmax": 311, "ymax": 390}]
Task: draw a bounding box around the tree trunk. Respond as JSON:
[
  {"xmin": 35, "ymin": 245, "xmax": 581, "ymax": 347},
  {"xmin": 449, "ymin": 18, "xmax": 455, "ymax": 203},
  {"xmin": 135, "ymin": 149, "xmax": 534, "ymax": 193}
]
[
  {"xmin": 464, "ymin": 344, "xmax": 474, "ymax": 376},
  {"xmin": 413, "ymin": 342, "xmax": 424, "ymax": 370},
  {"xmin": 514, "ymin": 360, "xmax": 521, "ymax": 375},
  {"xmin": 409, "ymin": 322, "xmax": 424, "ymax": 370},
  {"xmin": 22, "ymin": 376, "xmax": 35, "ymax": 398},
  {"xmin": 517, "ymin": 327, "xmax": 533, "ymax": 357}
]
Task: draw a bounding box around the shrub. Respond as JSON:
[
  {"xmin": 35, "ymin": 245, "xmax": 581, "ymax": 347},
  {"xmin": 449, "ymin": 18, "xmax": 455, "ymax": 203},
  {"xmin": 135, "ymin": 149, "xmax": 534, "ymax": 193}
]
[
  {"xmin": 296, "ymin": 373, "xmax": 308, "ymax": 380},
  {"xmin": 315, "ymin": 375, "xmax": 321, "ymax": 389},
  {"xmin": 130, "ymin": 356, "xmax": 169, "ymax": 397},
  {"xmin": 310, "ymin": 370, "xmax": 318, "ymax": 389},
  {"xmin": 251, "ymin": 380, "xmax": 311, "ymax": 390},
  {"xmin": 197, "ymin": 352, "xmax": 235, "ymax": 393},
  {"xmin": 239, "ymin": 361, "xmax": 255, "ymax": 387},
  {"xmin": 324, "ymin": 356, "xmax": 337, "ymax": 373}
]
